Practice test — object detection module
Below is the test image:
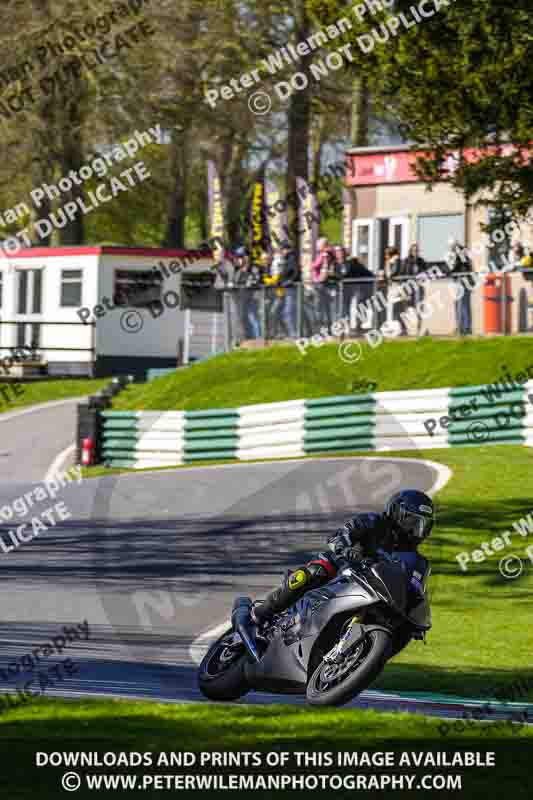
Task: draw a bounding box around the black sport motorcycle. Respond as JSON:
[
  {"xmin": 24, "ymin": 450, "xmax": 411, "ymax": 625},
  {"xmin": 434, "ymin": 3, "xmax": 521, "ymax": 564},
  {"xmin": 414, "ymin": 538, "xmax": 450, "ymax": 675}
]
[{"xmin": 198, "ymin": 550, "xmax": 431, "ymax": 706}]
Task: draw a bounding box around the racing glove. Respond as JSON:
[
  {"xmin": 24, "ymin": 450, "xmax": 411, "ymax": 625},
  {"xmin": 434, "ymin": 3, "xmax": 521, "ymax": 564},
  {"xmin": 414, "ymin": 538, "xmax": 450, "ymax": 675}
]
[{"xmin": 343, "ymin": 543, "xmax": 365, "ymax": 565}]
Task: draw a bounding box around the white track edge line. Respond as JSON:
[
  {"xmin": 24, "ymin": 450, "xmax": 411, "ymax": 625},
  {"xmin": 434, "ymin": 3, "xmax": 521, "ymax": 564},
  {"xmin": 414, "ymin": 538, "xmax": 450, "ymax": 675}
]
[{"xmin": 45, "ymin": 443, "xmax": 77, "ymax": 483}]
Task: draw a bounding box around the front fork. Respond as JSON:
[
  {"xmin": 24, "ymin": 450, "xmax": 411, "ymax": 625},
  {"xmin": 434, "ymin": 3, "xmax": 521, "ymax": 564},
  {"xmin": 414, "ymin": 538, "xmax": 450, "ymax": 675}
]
[
  {"xmin": 323, "ymin": 615, "xmax": 361, "ymax": 664},
  {"xmin": 324, "ymin": 614, "xmax": 392, "ymax": 664}
]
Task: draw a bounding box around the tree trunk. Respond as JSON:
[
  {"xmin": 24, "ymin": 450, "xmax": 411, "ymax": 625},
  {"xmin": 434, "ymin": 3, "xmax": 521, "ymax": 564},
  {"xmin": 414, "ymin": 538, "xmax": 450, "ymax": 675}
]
[
  {"xmin": 58, "ymin": 85, "xmax": 85, "ymax": 245},
  {"xmin": 287, "ymin": 0, "xmax": 312, "ymax": 264},
  {"xmin": 164, "ymin": 129, "xmax": 188, "ymax": 248},
  {"xmin": 351, "ymin": 75, "xmax": 370, "ymax": 147}
]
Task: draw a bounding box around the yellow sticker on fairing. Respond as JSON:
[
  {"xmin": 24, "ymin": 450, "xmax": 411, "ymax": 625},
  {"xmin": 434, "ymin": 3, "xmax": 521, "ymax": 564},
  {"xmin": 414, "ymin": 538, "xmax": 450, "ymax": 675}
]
[{"xmin": 288, "ymin": 569, "xmax": 308, "ymax": 590}]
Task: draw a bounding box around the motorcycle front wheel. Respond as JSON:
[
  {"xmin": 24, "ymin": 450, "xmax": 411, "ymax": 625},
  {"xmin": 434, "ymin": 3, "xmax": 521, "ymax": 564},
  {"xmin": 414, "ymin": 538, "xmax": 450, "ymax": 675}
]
[
  {"xmin": 306, "ymin": 629, "xmax": 391, "ymax": 707},
  {"xmin": 198, "ymin": 628, "xmax": 250, "ymax": 701}
]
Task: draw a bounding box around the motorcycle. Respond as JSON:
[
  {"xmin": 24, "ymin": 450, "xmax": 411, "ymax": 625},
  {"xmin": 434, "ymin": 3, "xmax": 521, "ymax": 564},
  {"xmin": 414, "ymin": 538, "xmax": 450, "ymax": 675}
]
[{"xmin": 198, "ymin": 549, "xmax": 432, "ymax": 707}]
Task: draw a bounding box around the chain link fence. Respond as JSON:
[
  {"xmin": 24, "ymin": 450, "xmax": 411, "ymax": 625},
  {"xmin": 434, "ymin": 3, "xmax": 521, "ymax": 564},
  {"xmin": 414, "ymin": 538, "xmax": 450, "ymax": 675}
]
[{"xmin": 218, "ymin": 270, "xmax": 533, "ymax": 348}]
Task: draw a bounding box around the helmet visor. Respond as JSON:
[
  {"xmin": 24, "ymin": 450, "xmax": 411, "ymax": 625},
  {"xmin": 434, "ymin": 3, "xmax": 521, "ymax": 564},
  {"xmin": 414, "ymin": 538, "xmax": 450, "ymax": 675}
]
[{"xmin": 398, "ymin": 510, "xmax": 432, "ymax": 540}]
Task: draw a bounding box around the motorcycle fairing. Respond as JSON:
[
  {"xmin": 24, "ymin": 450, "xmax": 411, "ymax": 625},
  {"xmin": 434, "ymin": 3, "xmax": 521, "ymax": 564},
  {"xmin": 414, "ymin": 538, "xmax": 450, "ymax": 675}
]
[{"xmin": 243, "ymin": 571, "xmax": 378, "ymax": 694}]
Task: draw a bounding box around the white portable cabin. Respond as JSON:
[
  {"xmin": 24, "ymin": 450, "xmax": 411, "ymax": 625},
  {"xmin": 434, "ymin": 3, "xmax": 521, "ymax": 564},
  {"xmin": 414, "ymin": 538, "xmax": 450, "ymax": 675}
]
[{"xmin": 0, "ymin": 245, "xmax": 215, "ymax": 379}]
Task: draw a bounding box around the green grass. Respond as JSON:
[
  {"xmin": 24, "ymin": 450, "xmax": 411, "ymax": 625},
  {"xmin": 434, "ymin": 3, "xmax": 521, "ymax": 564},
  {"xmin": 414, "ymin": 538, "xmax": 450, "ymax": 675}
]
[
  {"xmin": 111, "ymin": 336, "xmax": 533, "ymax": 411},
  {"xmin": 368, "ymin": 445, "xmax": 533, "ymax": 700},
  {"xmin": 0, "ymin": 698, "xmax": 531, "ymax": 798},
  {"xmin": 0, "ymin": 378, "xmax": 109, "ymax": 413}
]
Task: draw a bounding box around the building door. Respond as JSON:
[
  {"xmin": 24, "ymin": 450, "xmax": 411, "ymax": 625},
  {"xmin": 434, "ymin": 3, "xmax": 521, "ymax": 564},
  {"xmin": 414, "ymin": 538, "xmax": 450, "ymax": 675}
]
[
  {"xmin": 352, "ymin": 218, "xmax": 376, "ymax": 271},
  {"xmin": 388, "ymin": 216, "xmax": 410, "ymax": 258},
  {"xmin": 15, "ymin": 268, "xmax": 43, "ymax": 350}
]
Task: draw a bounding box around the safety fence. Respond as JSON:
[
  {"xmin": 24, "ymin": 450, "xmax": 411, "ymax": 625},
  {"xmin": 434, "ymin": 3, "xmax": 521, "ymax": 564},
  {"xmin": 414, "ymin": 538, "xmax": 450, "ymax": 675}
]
[
  {"xmin": 221, "ymin": 269, "xmax": 533, "ymax": 347},
  {"xmin": 99, "ymin": 379, "xmax": 533, "ymax": 468}
]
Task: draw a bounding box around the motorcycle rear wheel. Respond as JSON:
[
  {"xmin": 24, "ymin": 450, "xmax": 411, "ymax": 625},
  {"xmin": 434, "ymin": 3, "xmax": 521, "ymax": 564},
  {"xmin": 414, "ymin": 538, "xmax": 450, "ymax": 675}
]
[
  {"xmin": 198, "ymin": 628, "xmax": 250, "ymax": 701},
  {"xmin": 306, "ymin": 629, "xmax": 391, "ymax": 707}
]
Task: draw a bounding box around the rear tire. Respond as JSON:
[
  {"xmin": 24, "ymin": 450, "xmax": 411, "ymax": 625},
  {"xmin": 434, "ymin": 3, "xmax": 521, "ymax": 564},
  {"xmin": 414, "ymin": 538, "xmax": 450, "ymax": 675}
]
[
  {"xmin": 198, "ymin": 628, "xmax": 250, "ymax": 701},
  {"xmin": 306, "ymin": 629, "xmax": 391, "ymax": 707}
]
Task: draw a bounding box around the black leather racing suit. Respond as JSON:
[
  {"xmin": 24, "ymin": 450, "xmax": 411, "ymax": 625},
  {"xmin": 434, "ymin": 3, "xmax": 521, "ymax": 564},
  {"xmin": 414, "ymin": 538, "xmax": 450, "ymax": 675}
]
[{"xmin": 253, "ymin": 512, "xmax": 424, "ymax": 623}]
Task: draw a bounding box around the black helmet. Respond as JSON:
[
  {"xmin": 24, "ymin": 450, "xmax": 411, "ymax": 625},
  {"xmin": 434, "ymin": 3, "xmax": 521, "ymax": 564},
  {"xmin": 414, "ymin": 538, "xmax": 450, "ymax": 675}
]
[{"xmin": 385, "ymin": 490, "xmax": 434, "ymax": 542}]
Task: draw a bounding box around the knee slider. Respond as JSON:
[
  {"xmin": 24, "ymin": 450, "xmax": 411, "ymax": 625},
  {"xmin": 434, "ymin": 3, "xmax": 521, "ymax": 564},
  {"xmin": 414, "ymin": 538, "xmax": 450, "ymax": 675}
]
[{"xmin": 287, "ymin": 567, "xmax": 311, "ymax": 591}]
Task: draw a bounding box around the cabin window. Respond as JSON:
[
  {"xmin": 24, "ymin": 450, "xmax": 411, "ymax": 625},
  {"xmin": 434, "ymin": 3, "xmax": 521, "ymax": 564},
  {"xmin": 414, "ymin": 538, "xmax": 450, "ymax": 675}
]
[
  {"xmin": 113, "ymin": 269, "xmax": 163, "ymax": 307},
  {"xmin": 60, "ymin": 269, "xmax": 83, "ymax": 307}
]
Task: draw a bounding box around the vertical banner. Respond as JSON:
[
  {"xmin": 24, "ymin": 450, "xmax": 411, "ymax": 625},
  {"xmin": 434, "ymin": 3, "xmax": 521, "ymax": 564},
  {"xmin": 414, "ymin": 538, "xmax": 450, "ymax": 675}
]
[
  {"xmin": 342, "ymin": 187, "xmax": 353, "ymax": 254},
  {"xmin": 297, "ymin": 177, "xmax": 319, "ymax": 282},
  {"xmin": 250, "ymin": 170, "xmax": 266, "ymax": 268},
  {"xmin": 207, "ymin": 160, "xmax": 225, "ymax": 263},
  {"xmin": 264, "ymin": 179, "xmax": 288, "ymax": 258}
]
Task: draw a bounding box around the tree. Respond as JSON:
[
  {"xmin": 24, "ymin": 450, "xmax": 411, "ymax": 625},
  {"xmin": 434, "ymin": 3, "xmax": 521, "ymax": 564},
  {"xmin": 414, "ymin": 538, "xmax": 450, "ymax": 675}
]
[{"xmin": 308, "ymin": 0, "xmax": 533, "ymax": 225}]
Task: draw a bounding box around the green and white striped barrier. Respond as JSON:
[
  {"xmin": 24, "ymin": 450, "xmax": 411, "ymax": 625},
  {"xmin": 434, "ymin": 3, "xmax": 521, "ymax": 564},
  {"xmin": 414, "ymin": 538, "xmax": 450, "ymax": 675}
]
[{"xmin": 100, "ymin": 380, "xmax": 533, "ymax": 468}]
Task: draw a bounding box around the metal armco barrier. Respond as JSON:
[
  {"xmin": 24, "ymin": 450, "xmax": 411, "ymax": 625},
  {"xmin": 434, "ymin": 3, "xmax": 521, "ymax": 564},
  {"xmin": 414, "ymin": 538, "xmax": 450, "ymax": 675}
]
[{"xmin": 98, "ymin": 379, "xmax": 533, "ymax": 469}]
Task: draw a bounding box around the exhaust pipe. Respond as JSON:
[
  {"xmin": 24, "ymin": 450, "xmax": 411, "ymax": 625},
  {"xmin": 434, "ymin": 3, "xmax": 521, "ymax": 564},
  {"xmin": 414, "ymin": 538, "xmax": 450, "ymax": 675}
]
[{"xmin": 231, "ymin": 597, "xmax": 260, "ymax": 663}]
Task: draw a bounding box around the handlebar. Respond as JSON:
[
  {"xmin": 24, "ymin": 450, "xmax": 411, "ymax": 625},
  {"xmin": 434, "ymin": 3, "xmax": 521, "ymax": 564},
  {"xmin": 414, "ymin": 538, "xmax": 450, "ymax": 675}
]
[{"xmin": 337, "ymin": 548, "xmax": 396, "ymax": 573}]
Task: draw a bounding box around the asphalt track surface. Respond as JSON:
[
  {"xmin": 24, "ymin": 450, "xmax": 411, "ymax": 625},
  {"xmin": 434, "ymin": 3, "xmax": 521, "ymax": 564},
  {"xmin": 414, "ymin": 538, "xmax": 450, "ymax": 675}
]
[{"xmin": 0, "ymin": 401, "xmax": 530, "ymax": 726}]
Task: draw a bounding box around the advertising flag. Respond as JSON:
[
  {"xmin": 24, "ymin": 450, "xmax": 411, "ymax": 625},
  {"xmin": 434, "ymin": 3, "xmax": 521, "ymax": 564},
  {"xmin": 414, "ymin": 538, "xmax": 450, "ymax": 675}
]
[{"xmin": 207, "ymin": 160, "xmax": 225, "ymax": 263}]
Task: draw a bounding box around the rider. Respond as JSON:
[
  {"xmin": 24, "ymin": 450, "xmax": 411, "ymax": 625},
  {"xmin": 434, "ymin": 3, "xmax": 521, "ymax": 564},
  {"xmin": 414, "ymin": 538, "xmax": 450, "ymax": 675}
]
[{"xmin": 249, "ymin": 489, "xmax": 434, "ymax": 627}]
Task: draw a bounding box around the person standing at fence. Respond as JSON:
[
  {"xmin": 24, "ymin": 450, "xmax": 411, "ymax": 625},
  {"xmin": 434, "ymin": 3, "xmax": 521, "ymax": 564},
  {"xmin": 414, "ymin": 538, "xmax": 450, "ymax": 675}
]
[
  {"xmin": 235, "ymin": 247, "xmax": 262, "ymax": 339},
  {"xmin": 263, "ymin": 252, "xmax": 285, "ymax": 338},
  {"xmin": 279, "ymin": 244, "xmax": 299, "ymax": 338},
  {"xmin": 215, "ymin": 249, "xmax": 243, "ymax": 344},
  {"xmin": 446, "ymin": 239, "xmax": 473, "ymax": 336},
  {"xmin": 326, "ymin": 248, "xmax": 340, "ymax": 327},
  {"xmin": 389, "ymin": 247, "xmax": 408, "ymax": 336},
  {"xmin": 312, "ymin": 238, "xmax": 333, "ymax": 332},
  {"xmin": 401, "ymin": 243, "xmax": 428, "ymax": 336},
  {"xmin": 333, "ymin": 246, "xmax": 374, "ymax": 334}
]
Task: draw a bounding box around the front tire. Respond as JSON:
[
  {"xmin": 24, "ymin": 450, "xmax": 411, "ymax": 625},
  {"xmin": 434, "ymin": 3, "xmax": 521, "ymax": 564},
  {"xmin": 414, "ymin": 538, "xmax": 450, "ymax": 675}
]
[
  {"xmin": 198, "ymin": 628, "xmax": 250, "ymax": 701},
  {"xmin": 306, "ymin": 629, "xmax": 391, "ymax": 707}
]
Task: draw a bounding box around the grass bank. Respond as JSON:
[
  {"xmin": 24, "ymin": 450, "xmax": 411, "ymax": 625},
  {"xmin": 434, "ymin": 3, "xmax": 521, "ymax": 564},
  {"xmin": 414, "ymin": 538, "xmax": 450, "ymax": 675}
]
[
  {"xmin": 0, "ymin": 378, "xmax": 108, "ymax": 413},
  {"xmin": 0, "ymin": 698, "xmax": 530, "ymax": 798},
  {"xmin": 111, "ymin": 337, "xmax": 533, "ymax": 411}
]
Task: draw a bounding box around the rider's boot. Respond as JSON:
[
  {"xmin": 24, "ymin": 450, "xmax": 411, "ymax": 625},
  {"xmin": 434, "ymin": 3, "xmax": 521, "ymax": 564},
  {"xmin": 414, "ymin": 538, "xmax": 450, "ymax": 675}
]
[
  {"xmin": 231, "ymin": 597, "xmax": 260, "ymax": 662},
  {"xmin": 252, "ymin": 559, "xmax": 337, "ymax": 624}
]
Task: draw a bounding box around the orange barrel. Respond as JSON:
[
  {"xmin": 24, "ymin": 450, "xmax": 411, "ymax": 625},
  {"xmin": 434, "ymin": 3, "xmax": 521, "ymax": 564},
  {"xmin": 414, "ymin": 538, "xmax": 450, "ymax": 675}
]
[{"xmin": 483, "ymin": 273, "xmax": 512, "ymax": 334}]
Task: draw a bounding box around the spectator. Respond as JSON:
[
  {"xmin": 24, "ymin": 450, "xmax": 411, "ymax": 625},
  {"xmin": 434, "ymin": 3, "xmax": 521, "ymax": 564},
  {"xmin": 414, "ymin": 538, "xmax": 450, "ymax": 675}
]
[
  {"xmin": 312, "ymin": 237, "xmax": 333, "ymax": 331},
  {"xmin": 214, "ymin": 249, "xmax": 237, "ymax": 289},
  {"xmin": 235, "ymin": 247, "xmax": 262, "ymax": 339},
  {"xmin": 263, "ymin": 251, "xmax": 285, "ymax": 338},
  {"xmin": 333, "ymin": 246, "xmax": 373, "ymax": 333},
  {"xmin": 509, "ymin": 242, "xmax": 533, "ymax": 279},
  {"xmin": 279, "ymin": 245, "xmax": 299, "ymax": 338},
  {"xmin": 388, "ymin": 247, "xmax": 408, "ymax": 335},
  {"xmin": 374, "ymin": 247, "xmax": 392, "ymax": 330},
  {"xmin": 401, "ymin": 242, "xmax": 428, "ymax": 336},
  {"xmin": 446, "ymin": 238, "xmax": 473, "ymax": 336},
  {"xmin": 510, "ymin": 242, "xmax": 525, "ymax": 270},
  {"xmin": 215, "ymin": 248, "xmax": 243, "ymax": 344}
]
